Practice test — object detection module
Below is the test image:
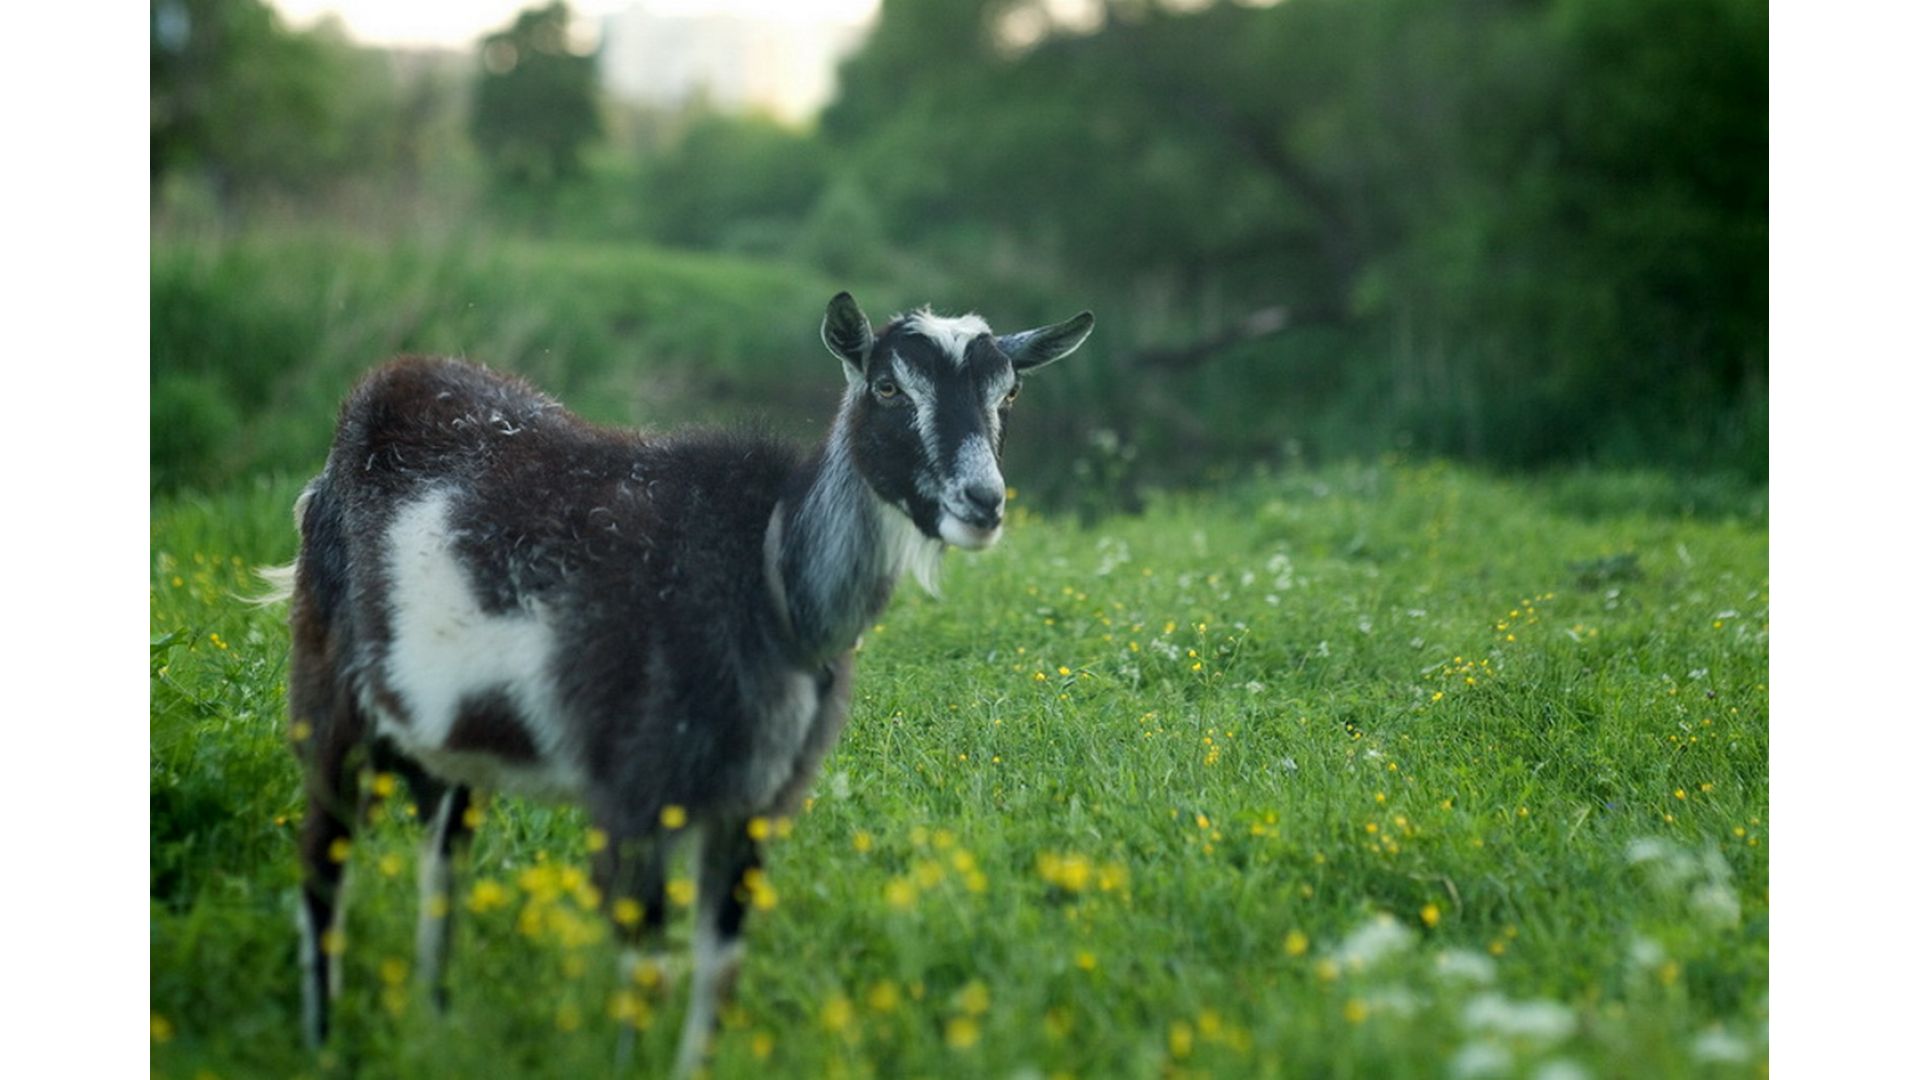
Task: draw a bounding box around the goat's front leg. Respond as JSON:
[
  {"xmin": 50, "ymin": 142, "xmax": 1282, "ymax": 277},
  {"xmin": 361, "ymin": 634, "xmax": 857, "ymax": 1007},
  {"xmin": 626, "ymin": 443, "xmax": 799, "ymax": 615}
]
[
  {"xmin": 594, "ymin": 828, "xmax": 673, "ymax": 1070},
  {"xmin": 671, "ymin": 819, "xmax": 761, "ymax": 1079}
]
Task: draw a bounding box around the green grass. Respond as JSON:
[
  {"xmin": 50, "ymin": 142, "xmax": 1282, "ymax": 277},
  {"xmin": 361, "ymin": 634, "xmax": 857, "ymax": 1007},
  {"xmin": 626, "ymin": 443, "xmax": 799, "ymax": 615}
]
[{"xmin": 150, "ymin": 461, "xmax": 1767, "ymax": 1078}]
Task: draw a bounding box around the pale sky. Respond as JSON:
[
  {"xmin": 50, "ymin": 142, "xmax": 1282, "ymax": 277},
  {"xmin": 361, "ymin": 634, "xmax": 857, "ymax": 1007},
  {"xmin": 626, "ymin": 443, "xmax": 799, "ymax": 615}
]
[{"xmin": 270, "ymin": 0, "xmax": 881, "ymax": 50}]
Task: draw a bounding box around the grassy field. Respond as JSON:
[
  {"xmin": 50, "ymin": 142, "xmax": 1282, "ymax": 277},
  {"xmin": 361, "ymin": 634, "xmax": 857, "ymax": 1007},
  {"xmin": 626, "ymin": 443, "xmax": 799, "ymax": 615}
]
[{"xmin": 150, "ymin": 461, "xmax": 1767, "ymax": 1078}]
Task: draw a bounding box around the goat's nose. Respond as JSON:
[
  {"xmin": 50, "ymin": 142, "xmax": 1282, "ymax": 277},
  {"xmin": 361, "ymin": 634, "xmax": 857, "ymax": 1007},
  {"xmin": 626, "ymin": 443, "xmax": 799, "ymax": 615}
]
[{"xmin": 961, "ymin": 482, "xmax": 1004, "ymax": 523}]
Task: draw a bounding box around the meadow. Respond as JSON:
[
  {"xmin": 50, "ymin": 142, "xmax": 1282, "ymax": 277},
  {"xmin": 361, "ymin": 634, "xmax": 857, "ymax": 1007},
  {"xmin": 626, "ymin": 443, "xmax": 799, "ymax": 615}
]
[{"xmin": 150, "ymin": 459, "xmax": 1768, "ymax": 1078}]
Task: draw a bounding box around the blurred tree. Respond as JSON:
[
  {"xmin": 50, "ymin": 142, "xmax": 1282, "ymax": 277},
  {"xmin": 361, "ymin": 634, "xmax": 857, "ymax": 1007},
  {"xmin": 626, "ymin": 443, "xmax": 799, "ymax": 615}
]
[
  {"xmin": 642, "ymin": 112, "xmax": 831, "ymax": 251},
  {"xmin": 151, "ymin": 0, "xmax": 397, "ymax": 202},
  {"xmin": 471, "ymin": 2, "xmax": 602, "ymax": 188}
]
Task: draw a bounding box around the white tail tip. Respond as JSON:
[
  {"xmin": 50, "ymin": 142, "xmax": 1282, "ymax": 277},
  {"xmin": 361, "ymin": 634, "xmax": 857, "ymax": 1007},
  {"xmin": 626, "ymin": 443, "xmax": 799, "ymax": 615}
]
[{"xmin": 246, "ymin": 562, "xmax": 298, "ymax": 606}]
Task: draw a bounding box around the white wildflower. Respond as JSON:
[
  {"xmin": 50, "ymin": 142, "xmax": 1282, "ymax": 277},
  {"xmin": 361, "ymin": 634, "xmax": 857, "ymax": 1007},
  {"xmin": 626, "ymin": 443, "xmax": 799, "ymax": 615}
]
[
  {"xmin": 1690, "ymin": 882, "xmax": 1741, "ymax": 928},
  {"xmin": 1691, "ymin": 1028, "xmax": 1749, "ymax": 1064},
  {"xmin": 1533, "ymin": 1060, "xmax": 1589, "ymax": 1080},
  {"xmin": 1450, "ymin": 1040, "xmax": 1513, "ymax": 1078},
  {"xmin": 1625, "ymin": 837, "xmax": 1677, "ymax": 865},
  {"xmin": 1366, "ymin": 985, "xmax": 1423, "ymax": 1017},
  {"xmin": 1266, "ymin": 551, "xmax": 1296, "ymax": 590},
  {"xmin": 1434, "ymin": 949, "xmax": 1498, "ymax": 985},
  {"xmin": 1626, "ymin": 936, "xmax": 1665, "ymax": 970},
  {"xmin": 1460, "ymin": 994, "xmax": 1577, "ymax": 1044},
  {"xmin": 1334, "ymin": 915, "xmax": 1415, "ymax": 972}
]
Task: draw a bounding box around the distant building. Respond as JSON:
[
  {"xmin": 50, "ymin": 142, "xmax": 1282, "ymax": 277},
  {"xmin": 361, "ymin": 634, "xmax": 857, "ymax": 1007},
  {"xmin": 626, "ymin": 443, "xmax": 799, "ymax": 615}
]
[{"xmin": 597, "ymin": 5, "xmax": 869, "ymax": 121}]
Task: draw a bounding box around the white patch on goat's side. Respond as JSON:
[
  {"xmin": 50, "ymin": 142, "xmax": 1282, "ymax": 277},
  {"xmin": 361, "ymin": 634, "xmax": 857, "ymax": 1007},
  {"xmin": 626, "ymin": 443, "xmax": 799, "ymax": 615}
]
[
  {"xmin": 376, "ymin": 489, "xmax": 585, "ymax": 800},
  {"xmin": 902, "ymin": 309, "xmax": 991, "ymax": 366}
]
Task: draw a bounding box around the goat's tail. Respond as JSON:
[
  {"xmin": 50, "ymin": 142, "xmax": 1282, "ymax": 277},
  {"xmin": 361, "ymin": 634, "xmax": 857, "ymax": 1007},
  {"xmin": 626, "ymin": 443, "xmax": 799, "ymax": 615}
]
[
  {"xmin": 242, "ymin": 483, "xmax": 317, "ymax": 607},
  {"xmin": 247, "ymin": 562, "xmax": 299, "ymax": 607}
]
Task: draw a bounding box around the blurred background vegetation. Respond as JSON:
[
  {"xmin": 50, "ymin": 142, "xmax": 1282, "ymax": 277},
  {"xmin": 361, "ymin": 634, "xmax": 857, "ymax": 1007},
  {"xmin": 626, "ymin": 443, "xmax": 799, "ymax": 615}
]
[{"xmin": 150, "ymin": 0, "xmax": 1766, "ymax": 511}]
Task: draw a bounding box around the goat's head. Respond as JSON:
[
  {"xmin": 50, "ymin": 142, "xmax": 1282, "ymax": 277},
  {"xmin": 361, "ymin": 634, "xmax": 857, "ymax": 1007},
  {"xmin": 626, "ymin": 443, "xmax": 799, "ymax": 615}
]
[{"xmin": 822, "ymin": 292, "xmax": 1093, "ymax": 551}]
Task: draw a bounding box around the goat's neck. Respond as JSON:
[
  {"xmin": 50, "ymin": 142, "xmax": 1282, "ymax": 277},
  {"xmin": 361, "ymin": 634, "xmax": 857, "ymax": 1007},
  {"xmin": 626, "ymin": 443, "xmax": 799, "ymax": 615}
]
[
  {"xmin": 769, "ymin": 396, "xmax": 938, "ymax": 663},
  {"xmin": 771, "ymin": 390, "xmax": 936, "ymax": 661}
]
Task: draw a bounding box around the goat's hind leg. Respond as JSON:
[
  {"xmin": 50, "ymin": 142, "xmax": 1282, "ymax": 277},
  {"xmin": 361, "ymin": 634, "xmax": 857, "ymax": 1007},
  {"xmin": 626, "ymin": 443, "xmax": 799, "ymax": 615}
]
[
  {"xmin": 405, "ymin": 769, "xmax": 471, "ymax": 1012},
  {"xmin": 292, "ymin": 696, "xmax": 366, "ymax": 1049},
  {"xmin": 671, "ymin": 819, "xmax": 761, "ymax": 1079}
]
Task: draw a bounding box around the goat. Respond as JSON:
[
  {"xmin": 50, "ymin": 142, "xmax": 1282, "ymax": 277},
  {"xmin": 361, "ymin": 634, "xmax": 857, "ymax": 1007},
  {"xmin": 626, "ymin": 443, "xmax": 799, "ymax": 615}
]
[{"xmin": 272, "ymin": 292, "xmax": 1093, "ymax": 1075}]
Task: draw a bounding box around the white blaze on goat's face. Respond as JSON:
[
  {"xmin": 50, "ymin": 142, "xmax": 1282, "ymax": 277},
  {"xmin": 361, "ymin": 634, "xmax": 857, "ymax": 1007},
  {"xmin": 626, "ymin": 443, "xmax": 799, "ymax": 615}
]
[{"xmin": 892, "ymin": 311, "xmax": 1013, "ymax": 551}]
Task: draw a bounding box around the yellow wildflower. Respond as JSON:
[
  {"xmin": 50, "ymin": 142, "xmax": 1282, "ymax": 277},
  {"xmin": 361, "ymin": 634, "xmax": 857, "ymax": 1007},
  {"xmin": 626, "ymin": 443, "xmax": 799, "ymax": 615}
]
[
  {"xmin": 955, "ymin": 980, "xmax": 990, "ymax": 1015},
  {"xmin": 820, "ymin": 994, "xmax": 854, "ymax": 1033},
  {"xmin": 946, "ymin": 1016, "xmax": 981, "ymax": 1050},
  {"xmin": 1169, "ymin": 1020, "xmax": 1194, "ymax": 1058},
  {"xmin": 613, "ymin": 898, "xmax": 644, "ymax": 927}
]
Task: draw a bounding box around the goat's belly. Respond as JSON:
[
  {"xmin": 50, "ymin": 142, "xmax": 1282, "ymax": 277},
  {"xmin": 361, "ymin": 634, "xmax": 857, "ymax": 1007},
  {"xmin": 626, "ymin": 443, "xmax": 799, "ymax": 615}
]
[{"xmin": 409, "ymin": 743, "xmax": 586, "ymax": 802}]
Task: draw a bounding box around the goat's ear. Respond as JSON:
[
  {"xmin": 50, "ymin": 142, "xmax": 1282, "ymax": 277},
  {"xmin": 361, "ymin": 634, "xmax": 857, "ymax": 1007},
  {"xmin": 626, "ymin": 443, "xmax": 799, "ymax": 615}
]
[
  {"xmin": 997, "ymin": 311, "xmax": 1095, "ymax": 373},
  {"xmin": 822, "ymin": 291, "xmax": 874, "ymax": 379}
]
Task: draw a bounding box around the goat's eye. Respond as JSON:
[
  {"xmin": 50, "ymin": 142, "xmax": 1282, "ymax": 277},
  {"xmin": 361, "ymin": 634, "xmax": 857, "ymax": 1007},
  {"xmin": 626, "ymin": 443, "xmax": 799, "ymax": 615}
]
[
  {"xmin": 873, "ymin": 378, "xmax": 900, "ymax": 400},
  {"xmin": 1002, "ymin": 384, "xmax": 1020, "ymax": 407}
]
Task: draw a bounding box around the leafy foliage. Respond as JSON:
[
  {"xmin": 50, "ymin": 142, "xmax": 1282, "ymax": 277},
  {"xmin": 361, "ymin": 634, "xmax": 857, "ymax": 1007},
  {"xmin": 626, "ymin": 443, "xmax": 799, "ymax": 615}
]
[
  {"xmin": 471, "ymin": 2, "xmax": 602, "ymax": 188},
  {"xmin": 150, "ymin": 0, "xmax": 400, "ymax": 198}
]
